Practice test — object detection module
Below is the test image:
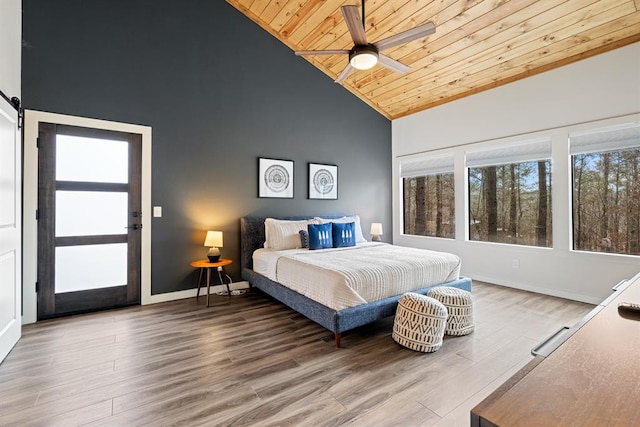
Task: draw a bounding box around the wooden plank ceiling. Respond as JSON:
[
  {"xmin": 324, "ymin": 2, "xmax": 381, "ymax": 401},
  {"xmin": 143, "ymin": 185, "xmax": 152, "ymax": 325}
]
[{"xmin": 226, "ymin": 0, "xmax": 640, "ymax": 120}]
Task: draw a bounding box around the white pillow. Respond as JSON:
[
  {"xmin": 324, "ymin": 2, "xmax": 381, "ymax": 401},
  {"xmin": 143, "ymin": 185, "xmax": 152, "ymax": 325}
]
[
  {"xmin": 315, "ymin": 215, "xmax": 367, "ymax": 243},
  {"xmin": 264, "ymin": 218, "xmax": 319, "ymax": 250}
]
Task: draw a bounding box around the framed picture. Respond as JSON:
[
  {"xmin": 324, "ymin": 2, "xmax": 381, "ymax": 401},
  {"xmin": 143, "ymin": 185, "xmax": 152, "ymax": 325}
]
[
  {"xmin": 258, "ymin": 157, "xmax": 294, "ymax": 198},
  {"xmin": 308, "ymin": 163, "xmax": 338, "ymax": 199}
]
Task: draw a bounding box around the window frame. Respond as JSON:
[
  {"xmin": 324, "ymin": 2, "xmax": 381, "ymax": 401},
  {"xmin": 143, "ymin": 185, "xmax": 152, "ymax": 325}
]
[
  {"xmin": 393, "ymin": 113, "xmax": 640, "ymax": 262},
  {"xmin": 569, "ymin": 122, "xmax": 640, "ymax": 257},
  {"xmin": 464, "ymin": 138, "xmax": 553, "ymax": 248},
  {"xmin": 466, "ymin": 159, "xmax": 553, "ymax": 248},
  {"xmin": 398, "ymin": 152, "xmax": 456, "ymax": 240}
]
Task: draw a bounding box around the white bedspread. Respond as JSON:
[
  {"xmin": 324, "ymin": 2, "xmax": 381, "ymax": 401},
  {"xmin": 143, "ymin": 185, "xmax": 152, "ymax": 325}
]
[{"xmin": 253, "ymin": 243, "xmax": 461, "ymax": 310}]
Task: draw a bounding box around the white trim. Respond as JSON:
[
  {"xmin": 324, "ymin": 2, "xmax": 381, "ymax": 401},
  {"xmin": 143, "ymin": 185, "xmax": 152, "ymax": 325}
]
[
  {"xmin": 148, "ymin": 281, "xmax": 250, "ymax": 304},
  {"xmin": 468, "ymin": 275, "xmax": 603, "ymax": 305},
  {"xmin": 23, "ymin": 110, "xmax": 152, "ymax": 324}
]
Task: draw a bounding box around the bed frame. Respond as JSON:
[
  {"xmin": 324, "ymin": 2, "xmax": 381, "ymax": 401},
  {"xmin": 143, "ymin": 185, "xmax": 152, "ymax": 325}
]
[{"xmin": 240, "ymin": 216, "xmax": 472, "ymax": 347}]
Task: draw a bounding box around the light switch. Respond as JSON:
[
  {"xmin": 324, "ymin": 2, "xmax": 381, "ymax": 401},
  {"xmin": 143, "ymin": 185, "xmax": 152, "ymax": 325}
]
[{"xmin": 153, "ymin": 206, "xmax": 162, "ymax": 217}]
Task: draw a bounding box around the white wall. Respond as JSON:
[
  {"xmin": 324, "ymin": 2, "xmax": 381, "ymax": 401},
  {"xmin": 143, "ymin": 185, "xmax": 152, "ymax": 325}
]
[
  {"xmin": 392, "ymin": 43, "xmax": 640, "ymax": 304},
  {"xmin": 0, "ymin": 0, "xmax": 21, "ymax": 98}
]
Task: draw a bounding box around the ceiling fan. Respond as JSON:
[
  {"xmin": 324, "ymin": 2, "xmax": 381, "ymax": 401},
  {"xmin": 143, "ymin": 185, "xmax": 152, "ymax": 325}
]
[{"xmin": 295, "ymin": 1, "xmax": 436, "ymax": 83}]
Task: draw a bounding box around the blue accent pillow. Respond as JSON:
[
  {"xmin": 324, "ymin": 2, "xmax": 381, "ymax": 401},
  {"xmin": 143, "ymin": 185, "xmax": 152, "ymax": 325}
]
[
  {"xmin": 308, "ymin": 223, "xmax": 333, "ymax": 250},
  {"xmin": 299, "ymin": 230, "xmax": 309, "ymax": 249},
  {"xmin": 332, "ymin": 221, "xmax": 356, "ymax": 248}
]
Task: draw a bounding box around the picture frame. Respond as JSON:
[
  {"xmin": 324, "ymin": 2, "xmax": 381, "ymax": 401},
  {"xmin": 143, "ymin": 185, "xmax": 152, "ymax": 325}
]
[
  {"xmin": 308, "ymin": 163, "xmax": 338, "ymax": 200},
  {"xmin": 258, "ymin": 157, "xmax": 294, "ymax": 198}
]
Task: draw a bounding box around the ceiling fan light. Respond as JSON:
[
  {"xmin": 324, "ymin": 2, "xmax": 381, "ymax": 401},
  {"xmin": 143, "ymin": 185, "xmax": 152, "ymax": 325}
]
[
  {"xmin": 349, "ymin": 45, "xmax": 379, "ymax": 70},
  {"xmin": 351, "ymin": 52, "xmax": 377, "ymax": 70}
]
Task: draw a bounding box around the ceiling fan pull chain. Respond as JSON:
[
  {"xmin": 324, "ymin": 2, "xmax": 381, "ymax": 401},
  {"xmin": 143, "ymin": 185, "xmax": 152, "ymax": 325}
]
[{"xmin": 362, "ymin": 0, "xmax": 365, "ymax": 30}]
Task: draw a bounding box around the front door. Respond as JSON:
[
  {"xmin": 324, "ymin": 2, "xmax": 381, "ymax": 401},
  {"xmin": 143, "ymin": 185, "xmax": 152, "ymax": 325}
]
[
  {"xmin": 0, "ymin": 95, "xmax": 21, "ymax": 363},
  {"xmin": 37, "ymin": 123, "xmax": 142, "ymax": 319}
]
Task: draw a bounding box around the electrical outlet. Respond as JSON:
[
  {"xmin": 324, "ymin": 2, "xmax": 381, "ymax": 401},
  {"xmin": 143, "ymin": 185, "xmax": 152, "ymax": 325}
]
[{"xmin": 512, "ymin": 259, "xmax": 520, "ymax": 269}]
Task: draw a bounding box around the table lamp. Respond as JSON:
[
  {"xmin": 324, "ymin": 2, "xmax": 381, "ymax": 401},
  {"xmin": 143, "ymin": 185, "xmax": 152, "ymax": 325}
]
[
  {"xmin": 370, "ymin": 223, "xmax": 383, "ymax": 242},
  {"xmin": 204, "ymin": 230, "xmax": 223, "ymax": 262}
]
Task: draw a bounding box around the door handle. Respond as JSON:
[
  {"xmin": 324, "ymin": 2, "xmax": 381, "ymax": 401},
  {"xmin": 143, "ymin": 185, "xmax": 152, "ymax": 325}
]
[{"xmin": 125, "ymin": 224, "xmax": 143, "ymax": 230}]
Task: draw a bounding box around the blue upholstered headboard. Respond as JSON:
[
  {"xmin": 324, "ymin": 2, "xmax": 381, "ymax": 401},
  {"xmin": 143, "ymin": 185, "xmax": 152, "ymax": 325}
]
[{"xmin": 240, "ymin": 215, "xmax": 346, "ymax": 270}]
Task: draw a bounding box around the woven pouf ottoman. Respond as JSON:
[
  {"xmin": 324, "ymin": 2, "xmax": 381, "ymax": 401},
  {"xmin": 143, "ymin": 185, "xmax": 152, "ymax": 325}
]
[
  {"xmin": 427, "ymin": 287, "xmax": 474, "ymax": 336},
  {"xmin": 392, "ymin": 293, "xmax": 448, "ymax": 352}
]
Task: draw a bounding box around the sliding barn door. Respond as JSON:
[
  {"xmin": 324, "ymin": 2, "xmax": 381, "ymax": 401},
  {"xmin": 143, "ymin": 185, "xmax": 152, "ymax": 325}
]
[{"xmin": 0, "ymin": 95, "xmax": 21, "ymax": 363}]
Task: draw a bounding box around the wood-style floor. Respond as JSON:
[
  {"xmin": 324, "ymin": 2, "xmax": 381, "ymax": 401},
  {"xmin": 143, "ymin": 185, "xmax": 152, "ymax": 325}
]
[{"xmin": 0, "ymin": 282, "xmax": 593, "ymax": 426}]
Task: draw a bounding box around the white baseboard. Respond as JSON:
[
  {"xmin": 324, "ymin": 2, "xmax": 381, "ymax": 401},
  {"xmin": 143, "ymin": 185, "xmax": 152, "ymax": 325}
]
[
  {"xmin": 146, "ymin": 281, "xmax": 250, "ymax": 304},
  {"xmin": 470, "ymin": 275, "xmax": 602, "ymax": 305}
]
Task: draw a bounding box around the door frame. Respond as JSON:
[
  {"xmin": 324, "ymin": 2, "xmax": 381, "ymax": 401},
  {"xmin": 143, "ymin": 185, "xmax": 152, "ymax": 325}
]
[{"xmin": 23, "ymin": 110, "xmax": 152, "ymax": 324}]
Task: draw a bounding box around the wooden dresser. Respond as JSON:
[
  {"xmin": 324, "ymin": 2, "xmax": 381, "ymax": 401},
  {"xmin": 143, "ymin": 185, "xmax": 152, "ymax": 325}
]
[{"xmin": 471, "ymin": 272, "xmax": 640, "ymax": 426}]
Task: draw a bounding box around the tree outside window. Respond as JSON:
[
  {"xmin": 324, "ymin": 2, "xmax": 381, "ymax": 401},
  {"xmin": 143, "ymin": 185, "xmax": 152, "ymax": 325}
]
[
  {"xmin": 468, "ymin": 160, "xmax": 552, "ymax": 247},
  {"xmin": 403, "ymin": 173, "xmax": 455, "ymax": 238},
  {"xmin": 571, "ymin": 123, "xmax": 640, "ymax": 256},
  {"xmin": 572, "ymin": 148, "xmax": 640, "ymax": 255}
]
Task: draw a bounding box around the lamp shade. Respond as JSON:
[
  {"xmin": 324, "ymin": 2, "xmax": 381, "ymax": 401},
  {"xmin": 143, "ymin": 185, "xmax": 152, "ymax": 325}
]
[
  {"xmin": 370, "ymin": 223, "xmax": 383, "ymax": 236},
  {"xmin": 204, "ymin": 230, "xmax": 223, "ymax": 248}
]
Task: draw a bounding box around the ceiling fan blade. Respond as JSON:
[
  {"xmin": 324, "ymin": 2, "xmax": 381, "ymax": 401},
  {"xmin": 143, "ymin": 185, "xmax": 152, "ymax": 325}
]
[
  {"xmin": 295, "ymin": 50, "xmax": 350, "ymax": 56},
  {"xmin": 342, "ymin": 5, "xmax": 367, "ymax": 45},
  {"xmin": 378, "ymin": 54, "xmax": 410, "ymax": 74},
  {"xmin": 334, "ymin": 63, "xmax": 354, "ymax": 84},
  {"xmin": 374, "ymin": 22, "xmax": 435, "ymax": 51}
]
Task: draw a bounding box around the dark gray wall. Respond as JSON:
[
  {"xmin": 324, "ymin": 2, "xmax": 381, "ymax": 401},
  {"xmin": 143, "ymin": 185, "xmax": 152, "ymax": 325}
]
[{"xmin": 22, "ymin": 0, "xmax": 392, "ymax": 294}]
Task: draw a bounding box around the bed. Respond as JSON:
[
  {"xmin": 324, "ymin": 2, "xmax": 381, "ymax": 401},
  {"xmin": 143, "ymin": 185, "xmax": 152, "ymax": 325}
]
[{"xmin": 240, "ymin": 216, "xmax": 472, "ymax": 347}]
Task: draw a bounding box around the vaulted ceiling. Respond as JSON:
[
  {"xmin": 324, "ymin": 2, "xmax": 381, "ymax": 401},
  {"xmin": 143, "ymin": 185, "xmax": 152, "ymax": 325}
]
[{"xmin": 226, "ymin": 0, "xmax": 640, "ymax": 119}]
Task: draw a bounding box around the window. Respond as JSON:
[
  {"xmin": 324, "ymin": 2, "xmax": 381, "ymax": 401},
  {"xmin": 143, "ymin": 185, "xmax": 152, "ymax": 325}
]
[
  {"xmin": 401, "ymin": 154, "xmax": 455, "ymax": 238},
  {"xmin": 571, "ymin": 123, "xmax": 640, "ymax": 255},
  {"xmin": 467, "ymin": 139, "xmax": 552, "ymax": 247}
]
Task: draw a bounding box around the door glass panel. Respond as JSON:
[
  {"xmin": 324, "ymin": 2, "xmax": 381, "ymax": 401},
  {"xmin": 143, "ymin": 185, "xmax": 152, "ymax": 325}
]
[
  {"xmin": 56, "ymin": 191, "xmax": 128, "ymax": 237},
  {"xmin": 56, "ymin": 134, "xmax": 128, "ymax": 183},
  {"xmin": 55, "ymin": 244, "xmax": 127, "ymax": 293}
]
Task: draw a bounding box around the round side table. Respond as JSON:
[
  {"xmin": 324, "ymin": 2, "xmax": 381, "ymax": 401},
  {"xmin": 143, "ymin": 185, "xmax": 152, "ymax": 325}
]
[{"xmin": 190, "ymin": 259, "xmax": 232, "ymax": 307}]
